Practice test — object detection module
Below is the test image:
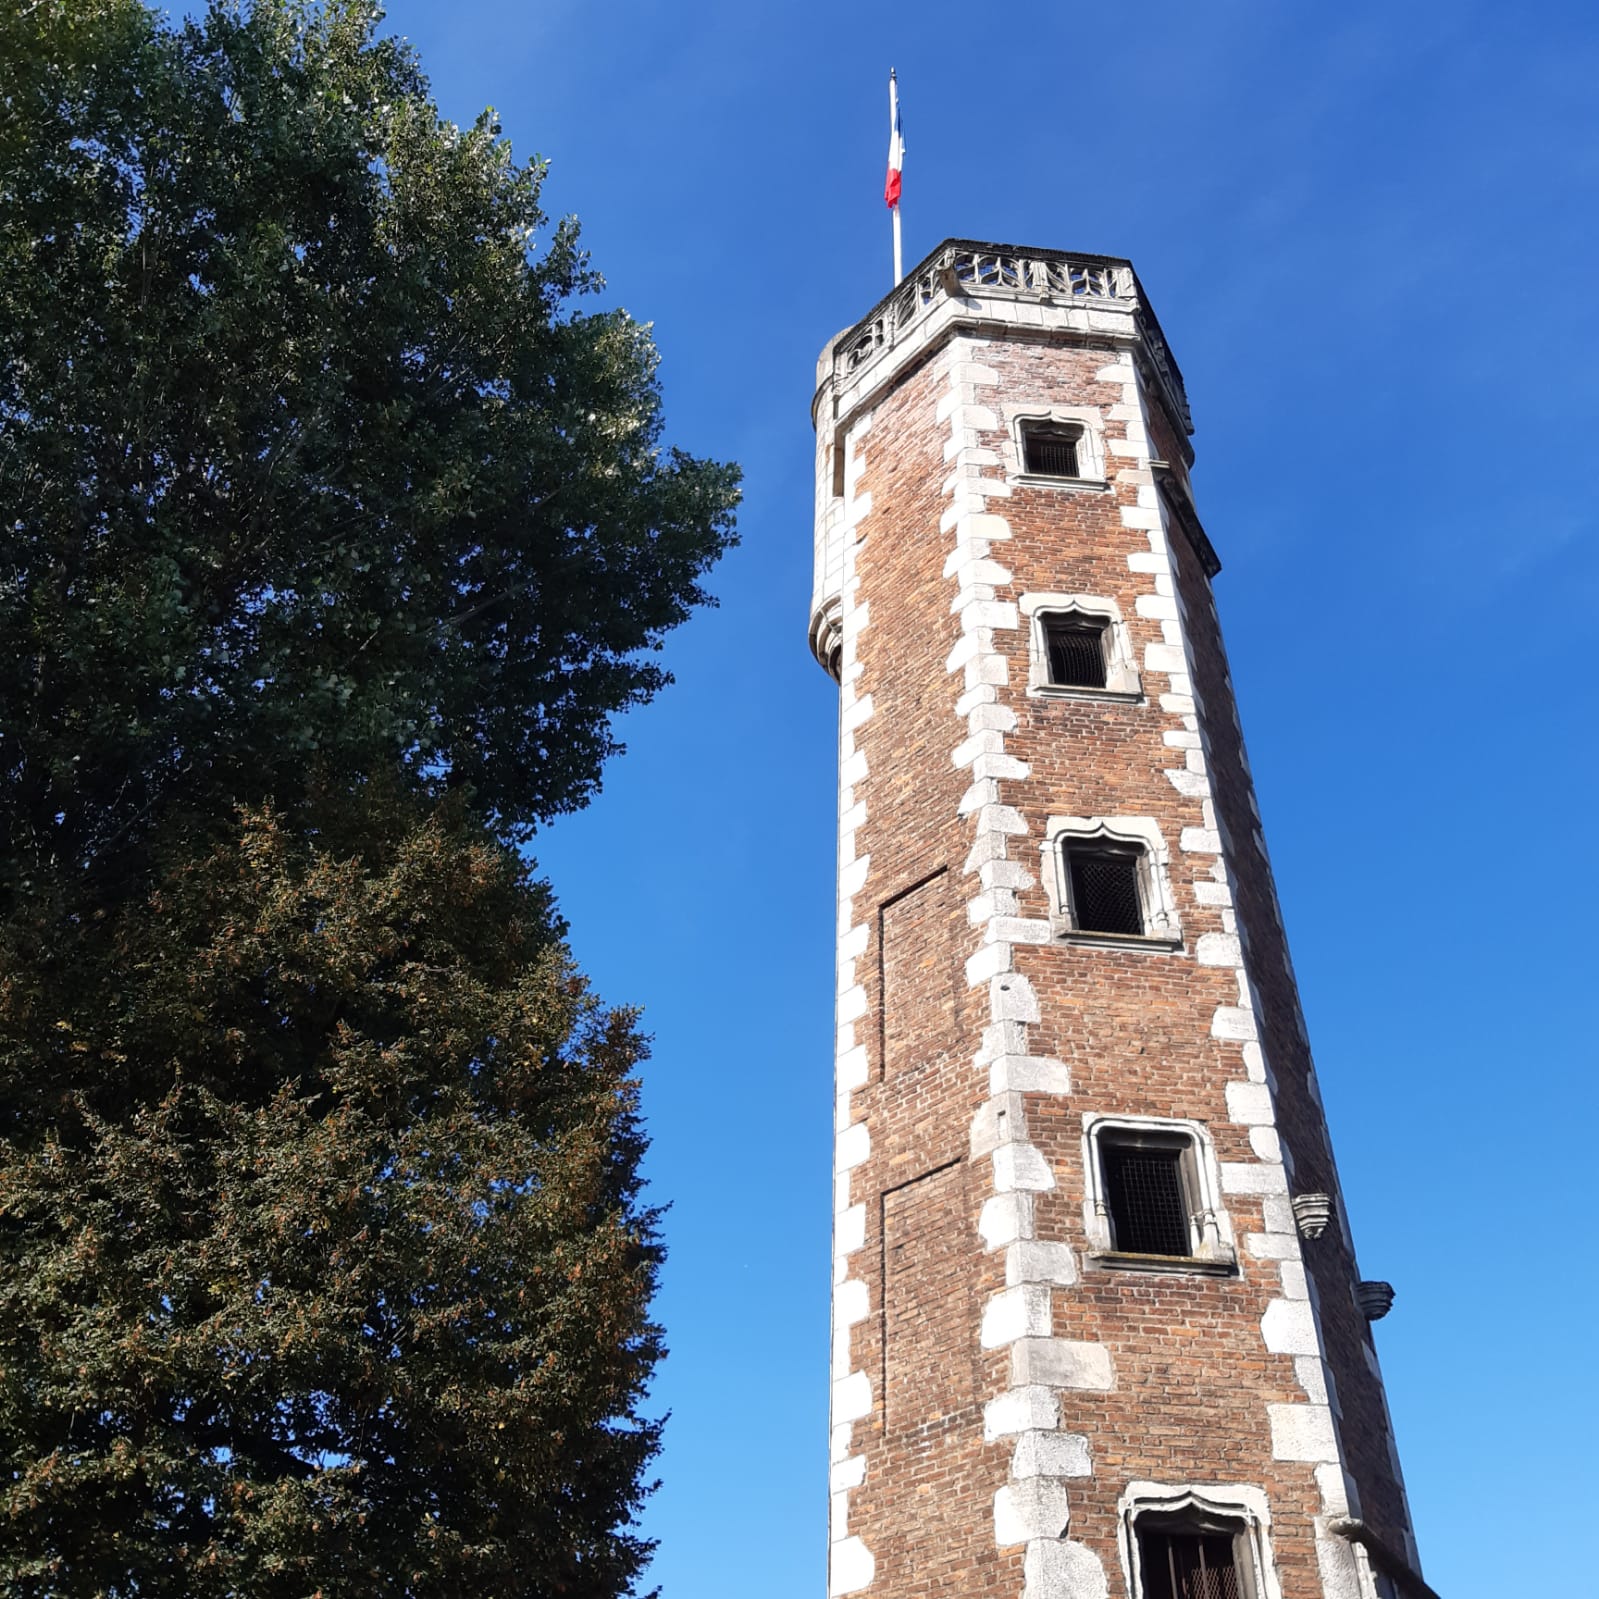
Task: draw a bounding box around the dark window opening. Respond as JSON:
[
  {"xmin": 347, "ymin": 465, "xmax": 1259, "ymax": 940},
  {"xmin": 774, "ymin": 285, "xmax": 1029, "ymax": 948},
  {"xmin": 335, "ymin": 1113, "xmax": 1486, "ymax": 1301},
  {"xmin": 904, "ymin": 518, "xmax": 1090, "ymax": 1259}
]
[
  {"xmin": 1102, "ymin": 1141, "xmax": 1192, "ymax": 1257},
  {"xmin": 1066, "ymin": 844, "xmax": 1143, "ymax": 936},
  {"xmin": 1138, "ymin": 1527, "xmax": 1243, "ymax": 1599},
  {"xmin": 1044, "ymin": 618, "xmax": 1108, "ymax": 689},
  {"xmin": 1022, "ymin": 424, "xmax": 1083, "ymax": 478}
]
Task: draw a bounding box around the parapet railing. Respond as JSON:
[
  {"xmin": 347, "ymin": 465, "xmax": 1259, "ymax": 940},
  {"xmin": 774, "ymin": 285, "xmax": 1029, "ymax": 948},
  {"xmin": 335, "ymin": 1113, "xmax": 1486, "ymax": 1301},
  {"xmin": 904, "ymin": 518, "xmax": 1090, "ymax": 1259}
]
[{"xmin": 835, "ymin": 241, "xmax": 1191, "ymax": 433}]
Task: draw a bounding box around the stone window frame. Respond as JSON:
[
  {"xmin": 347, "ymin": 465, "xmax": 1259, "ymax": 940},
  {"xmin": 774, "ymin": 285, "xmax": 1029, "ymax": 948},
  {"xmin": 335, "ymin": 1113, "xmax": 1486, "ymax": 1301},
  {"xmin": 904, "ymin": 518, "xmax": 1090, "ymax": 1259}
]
[
  {"xmin": 1004, "ymin": 403, "xmax": 1109, "ymax": 490},
  {"xmin": 1020, "ymin": 591, "xmax": 1141, "ymax": 702},
  {"xmin": 1081, "ymin": 1114, "xmax": 1237, "ymax": 1274},
  {"xmin": 1041, "ymin": 814, "xmax": 1180, "ymax": 949},
  {"xmin": 1117, "ymin": 1482, "xmax": 1282, "ymax": 1599}
]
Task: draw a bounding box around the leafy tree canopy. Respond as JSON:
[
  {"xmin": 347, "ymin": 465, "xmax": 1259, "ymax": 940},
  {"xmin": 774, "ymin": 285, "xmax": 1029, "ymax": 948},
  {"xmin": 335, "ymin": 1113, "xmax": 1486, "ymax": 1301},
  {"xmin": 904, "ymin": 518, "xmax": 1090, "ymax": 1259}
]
[
  {"xmin": 0, "ymin": 0, "xmax": 739, "ymax": 903},
  {"xmin": 0, "ymin": 796, "xmax": 666, "ymax": 1596},
  {"xmin": 0, "ymin": 2, "xmax": 735, "ymax": 1592}
]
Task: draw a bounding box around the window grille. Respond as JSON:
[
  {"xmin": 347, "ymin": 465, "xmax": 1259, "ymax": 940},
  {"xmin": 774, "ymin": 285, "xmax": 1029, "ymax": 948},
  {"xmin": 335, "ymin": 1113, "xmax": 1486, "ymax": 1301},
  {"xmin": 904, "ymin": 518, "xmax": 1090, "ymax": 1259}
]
[
  {"xmin": 1102, "ymin": 1142, "xmax": 1192, "ymax": 1256},
  {"xmin": 1044, "ymin": 619, "xmax": 1108, "ymax": 689},
  {"xmin": 1138, "ymin": 1529, "xmax": 1243, "ymax": 1599},
  {"xmin": 1022, "ymin": 425, "xmax": 1082, "ymax": 478},
  {"xmin": 1066, "ymin": 845, "xmax": 1143, "ymax": 936}
]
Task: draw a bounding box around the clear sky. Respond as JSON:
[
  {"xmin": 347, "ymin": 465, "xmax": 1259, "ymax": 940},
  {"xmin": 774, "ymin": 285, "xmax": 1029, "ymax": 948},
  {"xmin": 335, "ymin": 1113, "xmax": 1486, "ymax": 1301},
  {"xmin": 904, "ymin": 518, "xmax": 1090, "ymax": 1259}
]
[{"xmin": 375, "ymin": 3, "xmax": 1597, "ymax": 1593}]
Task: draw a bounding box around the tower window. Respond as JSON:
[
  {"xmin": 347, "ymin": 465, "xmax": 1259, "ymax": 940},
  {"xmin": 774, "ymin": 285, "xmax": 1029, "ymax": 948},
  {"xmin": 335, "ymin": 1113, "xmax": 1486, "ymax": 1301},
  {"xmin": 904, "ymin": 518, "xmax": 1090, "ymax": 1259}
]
[
  {"xmin": 1101, "ymin": 1139, "xmax": 1193, "ymax": 1257},
  {"xmin": 1064, "ymin": 842, "xmax": 1144, "ymax": 936},
  {"xmin": 1021, "ymin": 422, "xmax": 1084, "ymax": 478},
  {"xmin": 1137, "ymin": 1525, "xmax": 1245, "ymax": 1599},
  {"xmin": 1044, "ymin": 617, "xmax": 1108, "ymax": 689}
]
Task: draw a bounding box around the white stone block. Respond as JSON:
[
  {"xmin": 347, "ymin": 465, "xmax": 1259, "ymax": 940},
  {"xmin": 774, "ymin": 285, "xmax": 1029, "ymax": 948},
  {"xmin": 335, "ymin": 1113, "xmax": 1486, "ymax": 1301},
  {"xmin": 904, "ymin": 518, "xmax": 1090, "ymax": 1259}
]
[
  {"xmin": 1279, "ymin": 1260, "xmax": 1308, "ymax": 1300},
  {"xmin": 1314, "ymin": 1461, "xmax": 1355, "ymax": 1520},
  {"xmin": 1010, "ymin": 1338, "xmax": 1114, "ymax": 1391},
  {"xmin": 955, "ymin": 513, "xmax": 1014, "ymax": 546},
  {"xmin": 1246, "ymin": 1231, "xmax": 1299, "ymax": 1261},
  {"xmin": 1180, "ymin": 826, "xmax": 1221, "ymax": 854},
  {"xmin": 1249, "ymin": 1126, "xmax": 1283, "ymax": 1163},
  {"xmin": 1196, "ymin": 932, "xmax": 1242, "ymax": 968},
  {"xmin": 981, "ymin": 1284, "xmax": 1052, "ymax": 1348},
  {"xmin": 1295, "ymin": 1355, "xmax": 1330, "ymax": 1406},
  {"xmin": 982, "ymin": 860, "xmax": 1035, "ymax": 891},
  {"xmin": 970, "ymin": 1093, "xmax": 1025, "ymax": 1159},
  {"xmin": 835, "ymin": 1122, "xmax": 870, "ymax": 1174},
  {"xmin": 1211, "ymin": 1006, "xmax": 1258, "ymax": 1042},
  {"xmin": 1268, "ymin": 1402, "xmax": 1339, "ymax": 1463},
  {"xmin": 993, "ymin": 1143, "xmax": 1055, "ymax": 1193},
  {"xmin": 834, "ymin": 1277, "xmax": 869, "ymax": 1329},
  {"xmin": 968, "ymin": 888, "xmax": 1018, "ymax": 925},
  {"xmin": 829, "ymin": 1454, "xmax": 866, "ymax": 1493},
  {"xmin": 837, "ymin": 984, "xmax": 867, "ymax": 1025},
  {"xmin": 980, "ymin": 1191, "xmax": 1034, "ymax": 1251},
  {"xmin": 1023, "ymin": 1538, "xmax": 1110, "ymax": 1599},
  {"xmin": 967, "ymin": 700, "xmax": 1019, "ymax": 733},
  {"xmin": 829, "ymin": 1535, "xmax": 875, "ymax": 1597},
  {"xmin": 835, "ymin": 1204, "xmax": 866, "ymax": 1255},
  {"xmin": 972, "ymin": 751, "xmax": 1031, "ymax": 782},
  {"xmin": 1225, "ymin": 1081, "xmax": 1274, "ymax": 1125},
  {"xmin": 832, "ymin": 1370, "xmax": 872, "ymax": 1424},
  {"xmin": 945, "ymin": 631, "xmax": 984, "ymax": 672},
  {"xmin": 966, "ymin": 942, "xmax": 1012, "ymax": 987},
  {"xmin": 991, "ymin": 973, "xmax": 1040, "ymax": 1022},
  {"xmin": 1007, "ymin": 1240, "xmax": 1078, "ymax": 1286},
  {"xmin": 988, "ymin": 916, "xmax": 1054, "ymax": 946},
  {"xmin": 995, "ymin": 1478, "xmax": 1071, "ymax": 1545},
  {"xmin": 976, "ymin": 803, "xmax": 1029, "ymax": 837},
  {"xmin": 953, "ymin": 728, "xmax": 1006, "ymax": 767},
  {"xmin": 1144, "ymin": 642, "xmax": 1187, "ymax": 675},
  {"xmin": 959, "ymin": 778, "xmax": 1000, "ymax": 816},
  {"xmin": 840, "ymin": 854, "xmax": 870, "ymax": 898},
  {"xmin": 990, "ymin": 1055, "xmax": 1072, "ymax": 1096},
  {"xmin": 960, "ymin": 600, "xmax": 1019, "ymax": 633},
  {"xmin": 1165, "ymin": 767, "xmax": 1210, "ymax": 798},
  {"xmin": 837, "ymin": 1044, "xmax": 869, "ymax": 1091},
  {"xmin": 1220, "ymin": 1161, "xmax": 1288, "ymax": 1195},
  {"xmin": 984, "ymin": 1384, "xmax": 1058, "ymax": 1440},
  {"xmin": 1261, "ymin": 1298, "xmax": 1320, "ymax": 1356},
  {"xmin": 1135, "ymin": 593, "xmax": 1178, "ymax": 620},
  {"xmin": 1011, "ymin": 1429, "xmax": 1092, "ymax": 1479}
]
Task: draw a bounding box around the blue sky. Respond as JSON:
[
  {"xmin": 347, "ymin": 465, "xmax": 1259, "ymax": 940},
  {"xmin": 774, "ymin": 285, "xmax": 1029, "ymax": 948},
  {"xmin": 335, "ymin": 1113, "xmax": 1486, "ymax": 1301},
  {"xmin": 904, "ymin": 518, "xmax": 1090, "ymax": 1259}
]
[{"xmin": 377, "ymin": 3, "xmax": 1598, "ymax": 1593}]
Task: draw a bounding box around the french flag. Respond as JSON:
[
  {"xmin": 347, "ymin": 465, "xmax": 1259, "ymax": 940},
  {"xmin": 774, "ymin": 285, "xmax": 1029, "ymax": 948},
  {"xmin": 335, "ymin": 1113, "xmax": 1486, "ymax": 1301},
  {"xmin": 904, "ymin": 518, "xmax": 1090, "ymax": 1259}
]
[{"xmin": 884, "ymin": 71, "xmax": 903, "ymax": 210}]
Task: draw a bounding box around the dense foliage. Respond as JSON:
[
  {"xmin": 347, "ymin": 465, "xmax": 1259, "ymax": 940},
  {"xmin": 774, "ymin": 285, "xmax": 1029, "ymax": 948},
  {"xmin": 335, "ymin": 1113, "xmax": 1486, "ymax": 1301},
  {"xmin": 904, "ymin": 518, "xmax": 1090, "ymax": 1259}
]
[
  {"xmin": 0, "ymin": 2, "xmax": 736, "ymax": 1592},
  {"xmin": 0, "ymin": 0, "xmax": 738, "ymax": 894}
]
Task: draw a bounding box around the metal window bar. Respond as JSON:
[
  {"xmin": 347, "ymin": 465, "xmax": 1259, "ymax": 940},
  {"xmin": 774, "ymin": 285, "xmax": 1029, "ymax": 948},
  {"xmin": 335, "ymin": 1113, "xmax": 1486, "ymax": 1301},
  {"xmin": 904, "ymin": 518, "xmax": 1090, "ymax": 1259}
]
[
  {"xmin": 1102, "ymin": 1144, "xmax": 1192, "ymax": 1257},
  {"xmin": 1139, "ymin": 1530, "xmax": 1242, "ymax": 1599},
  {"xmin": 1066, "ymin": 846, "xmax": 1143, "ymax": 936},
  {"xmin": 1045, "ymin": 620, "xmax": 1107, "ymax": 688},
  {"xmin": 1022, "ymin": 427, "xmax": 1081, "ymax": 478}
]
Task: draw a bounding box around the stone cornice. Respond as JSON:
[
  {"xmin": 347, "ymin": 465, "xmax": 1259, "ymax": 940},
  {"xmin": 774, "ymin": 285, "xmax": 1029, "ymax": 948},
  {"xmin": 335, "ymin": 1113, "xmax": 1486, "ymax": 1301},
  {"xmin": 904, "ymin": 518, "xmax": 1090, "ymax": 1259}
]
[{"xmin": 814, "ymin": 239, "xmax": 1194, "ymax": 466}]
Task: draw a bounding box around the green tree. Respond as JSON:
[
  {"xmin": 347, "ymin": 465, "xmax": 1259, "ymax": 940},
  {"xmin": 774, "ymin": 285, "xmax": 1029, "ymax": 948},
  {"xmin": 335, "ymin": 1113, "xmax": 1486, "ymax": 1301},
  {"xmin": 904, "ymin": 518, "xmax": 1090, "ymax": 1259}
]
[
  {"xmin": 0, "ymin": 2, "xmax": 737, "ymax": 1592},
  {"xmin": 0, "ymin": 0, "xmax": 738, "ymax": 893}
]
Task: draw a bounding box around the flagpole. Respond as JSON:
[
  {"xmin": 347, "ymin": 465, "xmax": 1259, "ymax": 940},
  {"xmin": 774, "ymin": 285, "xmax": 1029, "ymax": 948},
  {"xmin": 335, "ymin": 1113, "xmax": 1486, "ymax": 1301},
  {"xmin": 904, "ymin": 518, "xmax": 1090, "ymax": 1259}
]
[{"xmin": 888, "ymin": 70, "xmax": 903, "ymax": 285}]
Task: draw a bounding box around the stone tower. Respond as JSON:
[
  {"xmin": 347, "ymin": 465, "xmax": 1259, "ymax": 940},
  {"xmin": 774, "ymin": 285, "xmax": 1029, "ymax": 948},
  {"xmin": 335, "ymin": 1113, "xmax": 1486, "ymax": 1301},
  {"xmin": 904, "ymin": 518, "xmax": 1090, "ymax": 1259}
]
[{"xmin": 809, "ymin": 241, "xmax": 1430, "ymax": 1599}]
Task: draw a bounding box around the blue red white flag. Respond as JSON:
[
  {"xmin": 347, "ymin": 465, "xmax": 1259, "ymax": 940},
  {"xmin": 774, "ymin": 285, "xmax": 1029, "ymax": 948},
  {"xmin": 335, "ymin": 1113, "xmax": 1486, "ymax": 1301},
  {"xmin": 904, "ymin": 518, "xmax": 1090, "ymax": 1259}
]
[{"xmin": 884, "ymin": 72, "xmax": 903, "ymax": 209}]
